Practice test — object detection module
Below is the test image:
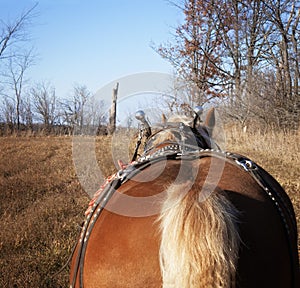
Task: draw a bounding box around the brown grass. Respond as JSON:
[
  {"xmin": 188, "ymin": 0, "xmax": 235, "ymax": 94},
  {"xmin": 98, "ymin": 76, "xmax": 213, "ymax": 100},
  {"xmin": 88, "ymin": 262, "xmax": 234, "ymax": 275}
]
[{"xmin": 0, "ymin": 128, "xmax": 299, "ymax": 287}]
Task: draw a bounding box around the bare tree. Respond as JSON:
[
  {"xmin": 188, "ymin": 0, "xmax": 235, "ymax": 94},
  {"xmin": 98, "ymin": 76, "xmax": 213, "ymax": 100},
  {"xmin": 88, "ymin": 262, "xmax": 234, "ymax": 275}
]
[
  {"xmin": 0, "ymin": 96, "xmax": 15, "ymax": 132},
  {"xmin": 85, "ymin": 95, "xmax": 107, "ymax": 128},
  {"xmin": 262, "ymin": 0, "xmax": 299, "ymax": 98},
  {"xmin": 21, "ymin": 94, "xmax": 33, "ymax": 129},
  {"xmin": 291, "ymin": 7, "xmax": 300, "ymax": 96},
  {"xmin": 3, "ymin": 50, "xmax": 35, "ymax": 131},
  {"xmin": 0, "ymin": 3, "xmax": 38, "ymax": 133},
  {"xmin": 157, "ymin": 0, "xmax": 299, "ymax": 129},
  {"xmin": 74, "ymin": 85, "xmax": 90, "ymax": 129},
  {"xmin": 154, "ymin": 0, "xmax": 227, "ymax": 104},
  {"xmin": 0, "ymin": 3, "xmax": 38, "ymax": 61},
  {"xmin": 60, "ymin": 85, "xmax": 91, "ymax": 134},
  {"xmin": 31, "ymin": 82, "xmax": 57, "ymax": 132}
]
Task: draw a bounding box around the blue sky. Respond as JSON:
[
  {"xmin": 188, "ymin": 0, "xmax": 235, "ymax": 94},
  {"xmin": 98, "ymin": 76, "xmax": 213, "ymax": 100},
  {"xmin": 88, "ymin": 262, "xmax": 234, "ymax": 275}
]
[{"xmin": 0, "ymin": 0, "xmax": 183, "ymax": 98}]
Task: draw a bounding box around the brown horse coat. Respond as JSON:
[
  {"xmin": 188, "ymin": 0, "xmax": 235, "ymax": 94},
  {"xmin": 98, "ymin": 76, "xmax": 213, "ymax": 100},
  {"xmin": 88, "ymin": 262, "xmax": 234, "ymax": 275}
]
[{"xmin": 70, "ymin": 155, "xmax": 299, "ymax": 287}]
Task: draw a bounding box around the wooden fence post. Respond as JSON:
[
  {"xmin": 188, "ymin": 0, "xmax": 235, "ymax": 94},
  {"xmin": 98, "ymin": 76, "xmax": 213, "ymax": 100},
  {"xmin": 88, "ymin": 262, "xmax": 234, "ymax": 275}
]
[{"xmin": 108, "ymin": 82, "xmax": 119, "ymax": 134}]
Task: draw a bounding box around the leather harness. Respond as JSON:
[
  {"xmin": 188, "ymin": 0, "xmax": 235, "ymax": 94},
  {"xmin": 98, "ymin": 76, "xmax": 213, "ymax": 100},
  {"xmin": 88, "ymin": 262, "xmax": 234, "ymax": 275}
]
[{"xmin": 70, "ymin": 129, "xmax": 298, "ymax": 287}]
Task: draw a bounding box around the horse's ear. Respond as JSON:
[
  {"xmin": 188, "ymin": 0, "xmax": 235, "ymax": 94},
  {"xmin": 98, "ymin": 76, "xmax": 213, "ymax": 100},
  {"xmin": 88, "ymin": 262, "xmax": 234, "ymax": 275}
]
[
  {"xmin": 162, "ymin": 113, "xmax": 167, "ymax": 125},
  {"xmin": 204, "ymin": 108, "xmax": 215, "ymax": 135}
]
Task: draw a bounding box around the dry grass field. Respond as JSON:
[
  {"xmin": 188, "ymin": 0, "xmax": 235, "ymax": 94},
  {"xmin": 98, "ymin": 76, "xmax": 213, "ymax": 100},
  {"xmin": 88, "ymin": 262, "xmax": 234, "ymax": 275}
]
[{"xmin": 0, "ymin": 127, "xmax": 299, "ymax": 287}]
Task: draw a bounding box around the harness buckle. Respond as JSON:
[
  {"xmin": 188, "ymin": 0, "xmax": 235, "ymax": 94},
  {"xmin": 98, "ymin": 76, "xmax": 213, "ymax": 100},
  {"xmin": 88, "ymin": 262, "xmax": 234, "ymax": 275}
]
[{"xmin": 236, "ymin": 158, "xmax": 257, "ymax": 171}]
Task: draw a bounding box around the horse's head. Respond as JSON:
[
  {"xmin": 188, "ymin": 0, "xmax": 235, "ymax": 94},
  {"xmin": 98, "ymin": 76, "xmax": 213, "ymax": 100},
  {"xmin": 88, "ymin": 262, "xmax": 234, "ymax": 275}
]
[{"xmin": 132, "ymin": 107, "xmax": 219, "ymax": 161}]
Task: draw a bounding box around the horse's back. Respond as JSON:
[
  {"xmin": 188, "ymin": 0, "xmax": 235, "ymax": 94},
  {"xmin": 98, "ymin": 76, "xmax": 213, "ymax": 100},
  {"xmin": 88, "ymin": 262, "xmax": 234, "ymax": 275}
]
[
  {"xmin": 208, "ymin": 157, "xmax": 299, "ymax": 287},
  {"xmin": 83, "ymin": 211, "xmax": 161, "ymax": 287},
  {"xmin": 70, "ymin": 156, "xmax": 299, "ymax": 287}
]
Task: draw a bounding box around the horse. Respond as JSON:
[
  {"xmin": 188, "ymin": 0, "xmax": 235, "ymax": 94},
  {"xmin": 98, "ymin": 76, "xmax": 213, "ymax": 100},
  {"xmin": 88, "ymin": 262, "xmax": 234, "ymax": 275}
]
[{"xmin": 70, "ymin": 108, "xmax": 299, "ymax": 288}]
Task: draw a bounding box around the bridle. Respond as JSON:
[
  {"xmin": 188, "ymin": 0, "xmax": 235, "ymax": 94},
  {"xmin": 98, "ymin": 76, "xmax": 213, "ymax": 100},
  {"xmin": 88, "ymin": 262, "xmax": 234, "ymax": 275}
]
[
  {"xmin": 143, "ymin": 124, "xmax": 219, "ymax": 155},
  {"xmin": 132, "ymin": 109, "xmax": 219, "ymax": 162}
]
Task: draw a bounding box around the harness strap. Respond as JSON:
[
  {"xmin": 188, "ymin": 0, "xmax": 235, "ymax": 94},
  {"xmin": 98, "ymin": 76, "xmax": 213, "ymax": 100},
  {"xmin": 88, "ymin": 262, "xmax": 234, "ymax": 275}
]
[
  {"xmin": 227, "ymin": 153, "xmax": 299, "ymax": 287},
  {"xmin": 229, "ymin": 153, "xmax": 297, "ymax": 234},
  {"xmin": 70, "ymin": 178, "xmax": 122, "ymax": 288}
]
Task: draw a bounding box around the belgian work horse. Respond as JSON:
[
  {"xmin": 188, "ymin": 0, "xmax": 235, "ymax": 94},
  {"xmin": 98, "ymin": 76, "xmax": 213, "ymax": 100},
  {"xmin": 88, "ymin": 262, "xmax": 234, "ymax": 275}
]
[{"xmin": 70, "ymin": 108, "xmax": 299, "ymax": 287}]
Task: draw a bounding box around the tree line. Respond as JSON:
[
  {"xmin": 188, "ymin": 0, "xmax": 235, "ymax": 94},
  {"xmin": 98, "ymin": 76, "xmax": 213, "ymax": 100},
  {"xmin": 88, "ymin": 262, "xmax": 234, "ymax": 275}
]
[
  {"xmin": 0, "ymin": 4, "xmax": 107, "ymax": 136},
  {"xmin": 0, "ymin": 76, "xmax": 107, "ymax": 135},
  {"xmin": 0, "ymin": 81, "xmax": 107, "ymax": 135},
  {"xmin": 1, "ymin": 1, "xmax": 299, "ymax": 135},
  {"xmin": 155, "ymin": 0, "xmax": 299, "ymax": 129}
]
